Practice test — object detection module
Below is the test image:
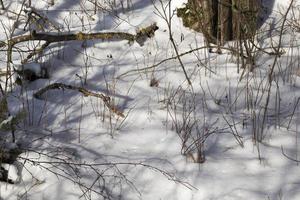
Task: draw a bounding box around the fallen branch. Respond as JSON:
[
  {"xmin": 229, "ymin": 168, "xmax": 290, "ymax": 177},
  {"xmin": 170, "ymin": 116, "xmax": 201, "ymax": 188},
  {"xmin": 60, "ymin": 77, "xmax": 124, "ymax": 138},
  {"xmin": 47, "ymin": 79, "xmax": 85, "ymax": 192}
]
[
  {"xmin": 1, "ymin": 23, "xmax": 158, "ymax": 92},
  {"xmin": 0, "ymin": 23, "xmax": 158, "ymax": 48},
  {"xmin": 34, "ymin": 83, "xmax": 124, "ymax": 117}
]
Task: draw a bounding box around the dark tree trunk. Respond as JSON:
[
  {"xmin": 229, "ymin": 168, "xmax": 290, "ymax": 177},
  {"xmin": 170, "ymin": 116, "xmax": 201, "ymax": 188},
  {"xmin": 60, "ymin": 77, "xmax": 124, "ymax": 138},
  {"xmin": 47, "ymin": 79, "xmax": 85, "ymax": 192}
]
[
  {"xmin": 178, "ymin": 0, "xmax": 261, "ymax": 44},
  {"xmin": 0, "ymin": 0, "xmax": 5, "ymax": 10}
]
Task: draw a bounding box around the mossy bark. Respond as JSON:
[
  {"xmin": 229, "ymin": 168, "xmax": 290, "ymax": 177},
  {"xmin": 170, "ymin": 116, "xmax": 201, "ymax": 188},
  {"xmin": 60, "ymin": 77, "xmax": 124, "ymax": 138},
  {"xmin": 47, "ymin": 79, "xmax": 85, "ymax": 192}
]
[{"xmin": 178, "ymin": 0, "xmax": 260, "ymax": 44}]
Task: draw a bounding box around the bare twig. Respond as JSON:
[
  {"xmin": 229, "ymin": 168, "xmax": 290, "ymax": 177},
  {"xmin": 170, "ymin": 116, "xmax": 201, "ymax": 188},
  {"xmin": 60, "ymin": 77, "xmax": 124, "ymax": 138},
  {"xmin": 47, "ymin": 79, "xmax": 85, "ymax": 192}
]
[
  {"xmin": 153, "ymin": 0, "xmax": 191, "ymax": 85},
  {"xmin": 281, "ymin": 146, "xmax": 300, "ymax": 163},
  {"xmin": 117, "ymin": 45, "xmax": 217, "ymax": 78},
  {"xmin": 260, "ymin": 0, "xmax": 295, "ymax": 140},
  {"xmin": 21, "ymin": 41, "xmax": 51, "ymax": 64},
  {"xmin": 222, "ymin": 114, "xmax": 244, "ymax": 147},
  {"xmin": 287, "ymin": 97, "xmax": 300, "ymax": 129}
]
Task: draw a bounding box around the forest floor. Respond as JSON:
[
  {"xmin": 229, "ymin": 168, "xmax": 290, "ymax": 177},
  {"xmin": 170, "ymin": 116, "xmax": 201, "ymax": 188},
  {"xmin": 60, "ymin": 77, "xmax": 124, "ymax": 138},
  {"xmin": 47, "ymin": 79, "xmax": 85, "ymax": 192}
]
[{"xmin": 0, "ymin": 0, "xmax": 300, "ymax": 199}]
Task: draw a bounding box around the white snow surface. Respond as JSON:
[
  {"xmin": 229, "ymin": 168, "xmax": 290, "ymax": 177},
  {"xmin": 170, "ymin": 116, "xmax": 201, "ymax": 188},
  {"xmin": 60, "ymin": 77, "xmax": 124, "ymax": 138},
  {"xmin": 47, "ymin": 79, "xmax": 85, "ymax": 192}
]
[{"xmin": 0, "ymin": 0, "xmax": 300, "ymax": 199}]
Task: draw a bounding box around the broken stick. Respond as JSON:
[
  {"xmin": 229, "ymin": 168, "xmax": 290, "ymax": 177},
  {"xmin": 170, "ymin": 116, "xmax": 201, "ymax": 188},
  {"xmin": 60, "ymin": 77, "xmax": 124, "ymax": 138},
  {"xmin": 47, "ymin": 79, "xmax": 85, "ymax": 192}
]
[{"xmin": 34, "ymin": 83, "xmax": 124, "ymax": 118}]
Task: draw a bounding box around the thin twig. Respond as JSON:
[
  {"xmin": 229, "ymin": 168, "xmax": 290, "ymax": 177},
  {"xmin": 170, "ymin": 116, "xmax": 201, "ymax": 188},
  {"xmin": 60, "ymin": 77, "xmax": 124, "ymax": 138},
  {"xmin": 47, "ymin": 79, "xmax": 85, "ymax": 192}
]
[
  {"xmin": 19, "ymin": 155, "xmax": 197, "ymax": 190},
  {"xmin": 117, "ymin": 46, "xmax": 215, "ymax": 78},
  {"xmin": 154, "ymin": 0, "xmax": 191, "ymax": 85},
  {"xmin": 281, "ymin": 146, "xmax": 300, "ymax": 163},
  {"xmin": 260, "ymin": 0, "xmax": 295, "ymax": 140},
  {"xmin": 287, "ymin": 97, "xmax": 300, "ymax": 129}
]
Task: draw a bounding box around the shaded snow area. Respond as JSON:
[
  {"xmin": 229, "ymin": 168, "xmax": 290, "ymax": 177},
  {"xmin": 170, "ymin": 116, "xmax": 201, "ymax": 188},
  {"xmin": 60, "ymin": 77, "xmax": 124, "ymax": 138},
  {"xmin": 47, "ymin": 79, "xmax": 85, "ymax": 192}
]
[{"xmin": 0, "ymin": 0, "xmax": 300, "ymax": 199}]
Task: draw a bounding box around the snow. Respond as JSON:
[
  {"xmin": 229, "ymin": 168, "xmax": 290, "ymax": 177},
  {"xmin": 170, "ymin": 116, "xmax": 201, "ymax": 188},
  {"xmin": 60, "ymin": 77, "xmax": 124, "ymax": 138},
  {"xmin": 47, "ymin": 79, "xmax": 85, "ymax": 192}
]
[
  {"xmin": 19, "ymin": 62, "xmax": 42, "ymax": 76},
  {"xmin": 0, "ymin": 0, "xmax": 300, "ymax": 199}
]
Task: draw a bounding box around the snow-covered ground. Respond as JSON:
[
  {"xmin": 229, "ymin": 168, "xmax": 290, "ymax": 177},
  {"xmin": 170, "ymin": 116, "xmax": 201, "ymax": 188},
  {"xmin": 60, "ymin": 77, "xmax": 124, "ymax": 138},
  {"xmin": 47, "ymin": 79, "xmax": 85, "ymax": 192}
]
[{"xmin": 0, "ymin": 0, "xmax": 300, "ymax": 199}]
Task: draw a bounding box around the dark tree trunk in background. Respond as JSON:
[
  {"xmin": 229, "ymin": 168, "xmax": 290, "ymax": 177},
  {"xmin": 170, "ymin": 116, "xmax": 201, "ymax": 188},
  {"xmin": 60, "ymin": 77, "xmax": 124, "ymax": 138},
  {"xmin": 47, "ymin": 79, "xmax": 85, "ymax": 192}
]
[
  {"xmin": 178, "ymin": 0, "xmax": 261, "ymax": 44},
  {"xmin": 0, "ymin": 0, "xmax": 5, "ymax": 10}
]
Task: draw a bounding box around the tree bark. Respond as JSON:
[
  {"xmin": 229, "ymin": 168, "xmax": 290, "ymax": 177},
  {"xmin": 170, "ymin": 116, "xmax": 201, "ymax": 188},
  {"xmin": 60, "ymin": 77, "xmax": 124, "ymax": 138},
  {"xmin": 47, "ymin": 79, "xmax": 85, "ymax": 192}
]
[{"xmin": 178, "ymin": 0, "xmax": 260, "ymax": 44}]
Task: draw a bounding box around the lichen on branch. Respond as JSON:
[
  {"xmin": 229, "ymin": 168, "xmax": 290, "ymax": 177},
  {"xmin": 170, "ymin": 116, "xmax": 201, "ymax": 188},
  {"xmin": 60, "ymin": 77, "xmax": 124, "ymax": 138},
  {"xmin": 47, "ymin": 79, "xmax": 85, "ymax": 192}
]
[{"xmin": 0, "ymin": 23, "xmax": 159, "ymax": 48}]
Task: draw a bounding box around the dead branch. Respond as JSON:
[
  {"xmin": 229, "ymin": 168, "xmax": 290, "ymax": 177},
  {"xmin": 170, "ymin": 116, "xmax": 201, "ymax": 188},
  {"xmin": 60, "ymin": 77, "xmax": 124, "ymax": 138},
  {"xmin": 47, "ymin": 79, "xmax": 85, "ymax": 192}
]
[
  {"xmin": 34, "ymin": 83, "xmax": 124, "ymax": 117},
  {"xmin": 0, "ymin": 23, "xmax": 158, "ymax": 48},
  {"xmin": 1, "ymin": 23, "xmax": 158, "ymax": 92}
]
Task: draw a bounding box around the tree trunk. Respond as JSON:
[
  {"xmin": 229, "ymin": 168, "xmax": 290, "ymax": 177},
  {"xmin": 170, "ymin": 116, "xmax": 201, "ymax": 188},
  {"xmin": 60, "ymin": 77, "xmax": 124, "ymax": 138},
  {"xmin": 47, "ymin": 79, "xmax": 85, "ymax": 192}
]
[
  {"xmin": 178, "ymin": 0, "xmax": 261, "ymax": 44},
  {"xmin": 0, "ymin": 0, "xmax": 5, "ymax": 10}
]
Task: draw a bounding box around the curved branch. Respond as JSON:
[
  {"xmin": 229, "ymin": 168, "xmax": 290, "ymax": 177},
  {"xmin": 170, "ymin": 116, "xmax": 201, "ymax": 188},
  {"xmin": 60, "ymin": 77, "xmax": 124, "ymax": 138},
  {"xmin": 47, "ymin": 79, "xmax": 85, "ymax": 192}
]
[{"xmin": 34, "ymin": 83, "xmax": 124, "ymax": 118}]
